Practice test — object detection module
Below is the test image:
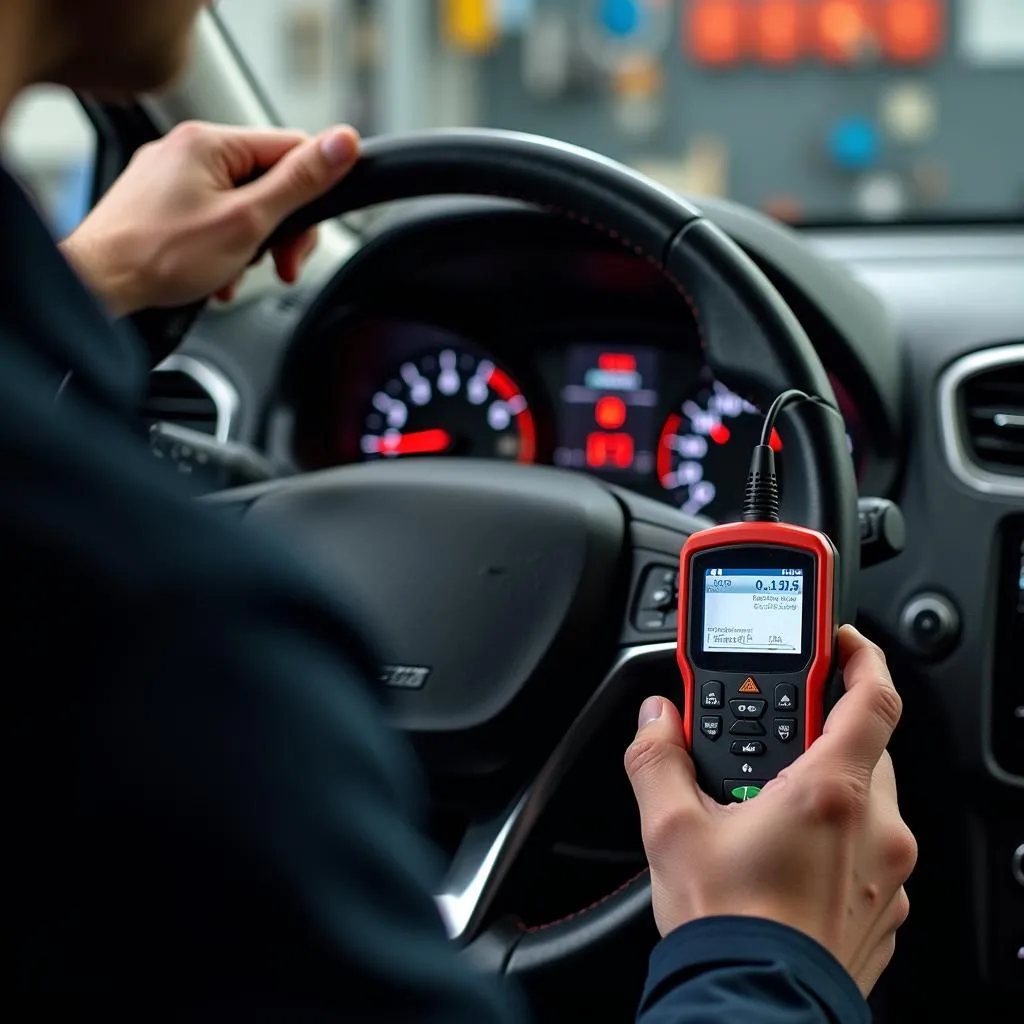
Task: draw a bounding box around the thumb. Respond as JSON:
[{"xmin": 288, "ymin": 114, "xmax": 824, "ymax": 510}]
[
  {"xmin": 624, "ymin": 697, "xmax": 707, "ymax": 842},
  {"xmin": 241, "ymin": 126, "xmax": 360, "ymax": 232}
]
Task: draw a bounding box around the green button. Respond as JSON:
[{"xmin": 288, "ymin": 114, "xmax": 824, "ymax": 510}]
[{"xmin": 730, "ymin": 785, "xmax": 762, "ymax": 801}]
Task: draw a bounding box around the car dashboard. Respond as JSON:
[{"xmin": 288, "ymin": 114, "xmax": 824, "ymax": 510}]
[{"xmin": 150, "ymin": 199, "xmax": 1024, "ymax": 1013}]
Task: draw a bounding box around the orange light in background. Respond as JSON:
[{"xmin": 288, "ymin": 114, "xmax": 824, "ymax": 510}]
[
  {"xmin": 815, "ymin": 0, "xmax": 876, "ymax": 64},
  {"xmin": 442, "ymin": 0, "xmax": 498, "ymax": 54},
  {"xmin": 595, "ymin": 395, "xmax": 628, "ymax": 430},
  {"xmin": 686, "ymin": 0, "xmax": 745, "ymax": 66},
  {"xmin": 880, "ymin": 0, "xmax": 943, "ymax": 63},
  {"xmin": 754, "ymin": 0, "xmax": 805, "ymax": 65}
]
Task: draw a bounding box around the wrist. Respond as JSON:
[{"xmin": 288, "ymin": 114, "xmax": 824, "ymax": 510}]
[{"xmin": 60, "ymin": 230, "xmax": 146, "ymax": 319}]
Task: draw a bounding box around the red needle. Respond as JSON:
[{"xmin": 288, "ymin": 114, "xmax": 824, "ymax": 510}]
[{"xmin": 379, "ymin": 428, "xmax": 452, "ymax": 455}]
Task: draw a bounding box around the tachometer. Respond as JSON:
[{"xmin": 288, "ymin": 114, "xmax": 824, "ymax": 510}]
[
  {"xmin": 360, "ymin": 348, "xmax": 536, "ymax": 464},
  {"xmin": 658, "ymin": 378, "xmax": 774, "ymax": 521}
]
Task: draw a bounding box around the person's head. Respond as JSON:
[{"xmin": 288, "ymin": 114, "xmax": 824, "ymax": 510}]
[{"xmin": 5, "ymin": 0, "xmax": 205, "ymax": 98}]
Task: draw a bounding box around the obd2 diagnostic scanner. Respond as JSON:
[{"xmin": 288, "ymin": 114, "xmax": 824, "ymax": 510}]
[{"xmin": 678, "ymin": 390, "xmax": 841, "ymax": 804}]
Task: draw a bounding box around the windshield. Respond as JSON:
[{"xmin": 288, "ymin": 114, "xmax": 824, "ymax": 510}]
[{"xmin": 215, "ymin": 0, "xmax": 1024, "ymax": 225}]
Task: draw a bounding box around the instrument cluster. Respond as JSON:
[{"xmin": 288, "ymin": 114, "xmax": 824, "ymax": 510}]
[{"xmin": 286, "ymin": 315, "xmax": 866, "ymax": 521}]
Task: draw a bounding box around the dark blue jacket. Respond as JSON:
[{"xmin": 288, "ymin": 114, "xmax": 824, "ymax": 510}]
[{"xmin": 1, "ymin": 165, "xmax": 866, "ymax": 1023}]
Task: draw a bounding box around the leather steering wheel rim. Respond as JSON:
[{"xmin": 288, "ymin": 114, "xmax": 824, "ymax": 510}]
[{"xmin": 198, "ymin": 128, "xmax": 860, "ymax": 981}]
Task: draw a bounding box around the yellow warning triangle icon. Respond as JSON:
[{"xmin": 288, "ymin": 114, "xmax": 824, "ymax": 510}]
[{"xmin": 738, "ymin": 677, "xmax": 761, "ymax": 694}]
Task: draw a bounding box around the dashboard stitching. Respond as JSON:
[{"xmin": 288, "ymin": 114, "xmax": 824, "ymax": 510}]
[{"xmin": 516, "ymin": 867, "xmax": 650, "ymax": 934}]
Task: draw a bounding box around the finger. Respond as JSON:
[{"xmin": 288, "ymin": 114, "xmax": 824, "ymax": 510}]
[
  {"xmin": 624, "ymin": 697, "xmax": 707, "ymax": 853},
  {"xmin": 800, "ymin": 625, "xmax": 902, "ymax": 780},
  {"xmin": 198, "ymin": 125, "xmax": 311, "ymax": 185},
  {"xmin": 239, "ymin": 126, "xmax": 360, "ymax": 234},
  {"xmin": 271, "ymin": 227, "xmax": 319, "ymax": 284}
]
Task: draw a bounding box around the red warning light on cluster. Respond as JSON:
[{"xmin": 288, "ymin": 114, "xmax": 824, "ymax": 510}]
[
  {"xmin": 587, "ymin": 432, "xmax": 635, "ymax": 470},
  {"xmin": 597, "ymin": 352, "xmax": 637, "ymax": 373},
  {"xmin": 595, "ymin": 395, "xmax": 627, "ymax": 430}
]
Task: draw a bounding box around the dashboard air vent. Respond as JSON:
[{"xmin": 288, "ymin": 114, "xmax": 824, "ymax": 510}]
[
  {"xmin": 143, "ymin": 369, "xmax": 218, "ymax": 436},
  {"xmin": 961, "ymin": 360, "xmax": 1024, "ymax": 474},
  {"xmin": 142, "ymin": 356, "xmax": 237, "ymax": 443}
]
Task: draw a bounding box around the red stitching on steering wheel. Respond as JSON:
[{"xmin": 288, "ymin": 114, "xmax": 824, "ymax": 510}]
[{"xmin": 517, "ymin": 867, "xmax": 650, "ymax": 934}]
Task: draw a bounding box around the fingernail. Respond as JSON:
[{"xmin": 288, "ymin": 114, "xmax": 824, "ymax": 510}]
[
  {"xmin": 638, "ymin": 696, "xmax": 663, "ymax": 730},
  {"xmin": 320, "ymin": 129, "xmax": 357, "ymax": 166}
]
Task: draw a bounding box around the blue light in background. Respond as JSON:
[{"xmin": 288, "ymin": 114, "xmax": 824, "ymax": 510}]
[
  {"xmin": 600, "ymin": 0, "xmax": 641, "ymax": 38},
  {"xmin": 828, "ymin": 116, "xmax": 881, "ymax": 172}
]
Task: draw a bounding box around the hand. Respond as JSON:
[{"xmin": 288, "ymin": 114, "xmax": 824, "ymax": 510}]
[
  {"xmin": 624, "ymin": 625, "xmax": 917, "ymax": 996},
  {"xmin": 60, "ymin": 121, "xmax": 360, "ymax": 318}
]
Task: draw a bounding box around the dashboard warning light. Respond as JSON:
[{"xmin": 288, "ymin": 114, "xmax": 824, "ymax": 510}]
[
  {"xmin": 754, "ymin": 0, "xmax": 805, "ymax": 65},
  {"xmin": 686, "ymin": 0, "xmax": 745, "ymax": 66},
  {"xmin": 595, "ymin": 395, "xmax": 628, "ymax": 429},
  {"xmin": 597, "ymin": 352, "xmax": 637, "ymax": 373},
  {"xmin": 709, "ymin": 422, "xmax": 731, "ymax": 445},
  {"xmin": 880, "ymin": 0, "xmax": 943, "ymax": 63},
  {"xmin": 587, "ymin": 431, "xmax": 635, "ymax": 469}
]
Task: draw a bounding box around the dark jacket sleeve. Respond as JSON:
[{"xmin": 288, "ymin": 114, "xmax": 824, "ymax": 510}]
[
  {"xmin": 637, "ymin": 917, "xmax": 870, "ymax": 1024},
  {"xmin": 4, "ymin": 349, "xmax": 524, "ymax": 1022}
]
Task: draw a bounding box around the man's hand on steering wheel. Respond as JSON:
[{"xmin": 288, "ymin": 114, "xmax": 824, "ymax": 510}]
[{"xmin": 59, "ymin": 121, "xmax": 360, "ymax": 318}]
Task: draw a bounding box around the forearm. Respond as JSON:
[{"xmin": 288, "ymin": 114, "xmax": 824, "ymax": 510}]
[{"xmin": 638, "ymin": 917, "xmax": 870, "ymax": 1024}]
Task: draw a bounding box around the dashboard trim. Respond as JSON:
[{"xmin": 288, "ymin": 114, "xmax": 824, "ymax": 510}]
[
  {"xmin": 938, "ymin": 343, "xmax": 1024, "ymax": 498},
  {"xmin": 157, "ymin": 353, "xmax": 240, "ymax": 445}
]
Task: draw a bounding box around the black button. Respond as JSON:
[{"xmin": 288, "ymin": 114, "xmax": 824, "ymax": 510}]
[
  {"xmin": 729, "ymin": 698, "xmax": 766, "ymax": 718},
  {"xmin": 729, "ymin": 720, "xmax": 766, "ymax": 736},
  {"xmin": 774, "ymin": 683, "xmax": 797, "ymax": 711},
  {"xmin": 640, "ymin": 566, "xmax": 678, "ymax": 610},
  {"xmin": 730, "ymin": 740, "xmax": 766, "ymax": 755},
  {"xmin": 774, "ymin": 717, "xmax": 797, "ymax": 743},
  {"xmin": 723, "ymin": 778, "xmax": 766, "ymax": 802},
  {"xmin": 637, "ymin": 612, "xmax": 666, "ymax": 631},
  {"xmin": 914, "ymin": 609, "xmax": 941, "ymax": 636},
  {"xmin": 700, "ymin": 716, "xmax": 722, "ymax": 741},
  {"xmin": 701, "ymin": 681, "xmax": 724, "ymax": 709}
]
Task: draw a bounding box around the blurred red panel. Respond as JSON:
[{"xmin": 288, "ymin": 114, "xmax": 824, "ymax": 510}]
[
  {"xmin": 754, "ymin": 0, "xmax": 806, "ymax": 64},
  {"xmin": 815, "ymin": 0, "xmax": 877, "ymax": 64},
  {"xmin": 686, "ymin": 0, "xmax": 746, "ymax": 66},
  {"xmin": 880, "ymin": 0, "xmax": 943, "ymax": 63}
]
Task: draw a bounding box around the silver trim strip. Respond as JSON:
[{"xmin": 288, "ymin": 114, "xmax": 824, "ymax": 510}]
[
  {"xmin": 155, "ymin": 354, "xmax": 240, "ymax": 445},
  {"xmin": 937, "ymin": 343, "xmax": 1024, "ymax": 498},
  {"xmin": 435, "ymin": 641, "xmax": 674, "ymax": 941}
]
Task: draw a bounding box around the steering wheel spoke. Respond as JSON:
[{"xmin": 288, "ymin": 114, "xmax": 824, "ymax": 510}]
[{"xmin": 435, "ymin": 641, "xmax": 675, "ymax": 945}]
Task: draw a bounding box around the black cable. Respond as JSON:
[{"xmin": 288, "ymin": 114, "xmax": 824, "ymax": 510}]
[{"xmin": 743, "ymin": 389, "xmax": 842, "ymax": 523}]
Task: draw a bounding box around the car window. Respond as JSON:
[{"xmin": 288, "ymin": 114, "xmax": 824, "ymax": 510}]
[
  {"xmin": 215, "ymin": 0, "xmax": 1024, "ymax": 226},
  {"xmin": 2, "ymin": 86, "xmax": 95, "ymax": 237}
]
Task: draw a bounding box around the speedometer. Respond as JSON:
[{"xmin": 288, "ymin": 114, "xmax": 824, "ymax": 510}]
[
  {"xmin": 360, "ymin": 348, "xmax": 536, "ymax": 464},
  {"xmin": 657, "ymin": 378, "xmax": 774, "ymax": 521},
  {"xmin": 658, "ymin": 375, "xmax": 860, "ymax": 520}
]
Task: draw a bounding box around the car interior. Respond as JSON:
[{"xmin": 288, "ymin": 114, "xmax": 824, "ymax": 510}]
[{"xmin": 8, "ymin": 3, "xmax": 1022, "ymax": 1021}]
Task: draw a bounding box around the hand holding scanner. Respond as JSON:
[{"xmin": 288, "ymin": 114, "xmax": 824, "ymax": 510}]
[{"xmin": 677, "ymin": 390, "xmax": 841, "ymax": 804}]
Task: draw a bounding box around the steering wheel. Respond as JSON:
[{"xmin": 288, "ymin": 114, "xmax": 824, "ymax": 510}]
[{"xmin": 182, "ymin": 129, "xmax": 858, "ymax": 992}]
